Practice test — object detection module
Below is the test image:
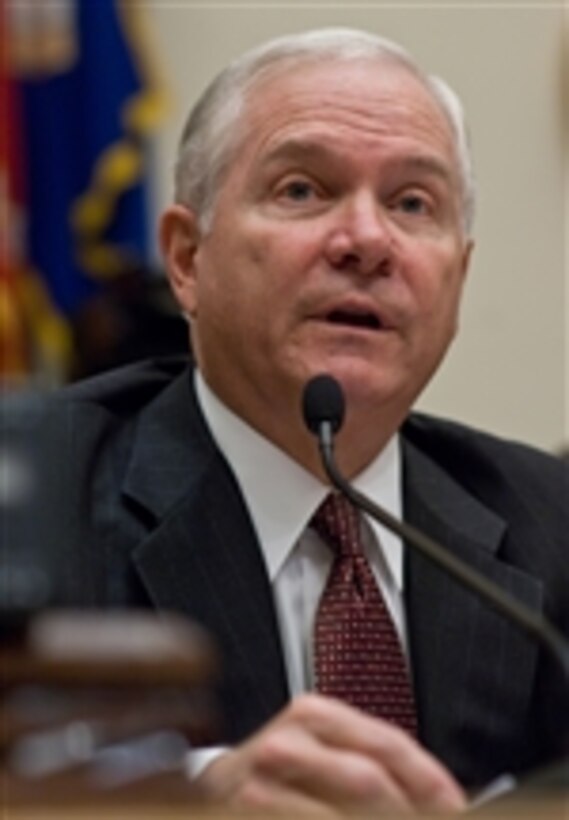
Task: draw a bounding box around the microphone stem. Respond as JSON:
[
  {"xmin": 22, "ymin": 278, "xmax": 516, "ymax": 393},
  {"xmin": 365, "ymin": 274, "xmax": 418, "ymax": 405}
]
[{"xmin": 317, "ymin": 426, "xmax": 569, "ymax": 681}]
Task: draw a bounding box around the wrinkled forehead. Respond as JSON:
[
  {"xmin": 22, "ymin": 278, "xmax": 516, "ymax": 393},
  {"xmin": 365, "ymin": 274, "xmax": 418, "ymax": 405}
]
[
  {"xmin": 236, "ymin": 56, "xmax": 458, "ymax": 164},
  {"xmin": 238, "ymin": 55, "xmax": 455, "ymax": 150}
]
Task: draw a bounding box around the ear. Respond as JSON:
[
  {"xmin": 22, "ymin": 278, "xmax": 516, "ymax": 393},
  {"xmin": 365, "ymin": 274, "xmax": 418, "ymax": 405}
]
[{"xmin": 159, "ymin": 204, "xmax": 202, "ymax": 318}]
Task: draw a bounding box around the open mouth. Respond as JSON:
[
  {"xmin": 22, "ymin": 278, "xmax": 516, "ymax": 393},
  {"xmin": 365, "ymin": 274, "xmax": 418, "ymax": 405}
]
[{"xmin": 325, "ymin": 309, "xmax": 383, "ymax": 331}]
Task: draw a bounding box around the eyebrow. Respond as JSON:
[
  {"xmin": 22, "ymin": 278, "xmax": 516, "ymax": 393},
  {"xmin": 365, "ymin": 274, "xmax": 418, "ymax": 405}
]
[
  {"xmin": 262, "ymin": 138, "xmax": 455, "ymax": 185},
  {"xmin": 262, "ymin": 138, "xmax": 338, "ymax": 167},
  {"xmin": 398, "ymin": 155, "xmax": 454, "ymax": 185}
]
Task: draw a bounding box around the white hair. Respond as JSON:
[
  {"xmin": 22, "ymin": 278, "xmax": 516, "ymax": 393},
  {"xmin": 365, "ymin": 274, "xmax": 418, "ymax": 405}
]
[{"xmin": 175, "ymin": 28, "xmax": 476, "ymax": 235}]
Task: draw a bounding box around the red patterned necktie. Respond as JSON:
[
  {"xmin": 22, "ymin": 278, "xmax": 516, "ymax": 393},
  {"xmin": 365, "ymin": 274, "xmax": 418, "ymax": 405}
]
[{"xmin": 312, "ymin": 493, "xmax": 418, "ymax": 735}]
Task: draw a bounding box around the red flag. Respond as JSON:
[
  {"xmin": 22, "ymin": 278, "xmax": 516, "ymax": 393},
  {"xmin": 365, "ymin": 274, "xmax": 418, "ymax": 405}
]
[{"xmin": 0, "ymin": 0, "xmax": 28, "ymax": 379}]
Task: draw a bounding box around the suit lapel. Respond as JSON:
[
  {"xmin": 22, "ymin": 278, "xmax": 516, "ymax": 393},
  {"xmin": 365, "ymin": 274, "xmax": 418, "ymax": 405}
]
[
  {"xmin": 402, "ymin": 436, "xmax": 544, "ymax": 786},
  {"xmin": 122, "ymin": 369, "xmax": 289, "ymax": 742}
]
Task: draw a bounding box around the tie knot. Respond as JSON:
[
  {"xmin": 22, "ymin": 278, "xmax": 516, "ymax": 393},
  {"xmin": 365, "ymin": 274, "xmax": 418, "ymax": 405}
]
[{"xmin": 311, "ymin": 493, "xmax": 363, "ymax": 558}]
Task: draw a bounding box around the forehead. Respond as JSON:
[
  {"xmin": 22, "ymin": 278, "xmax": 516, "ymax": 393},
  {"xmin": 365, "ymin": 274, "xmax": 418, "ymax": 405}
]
[{"xmin": 235, "ymin": 58, "xmax": 457, "ymax": 167}]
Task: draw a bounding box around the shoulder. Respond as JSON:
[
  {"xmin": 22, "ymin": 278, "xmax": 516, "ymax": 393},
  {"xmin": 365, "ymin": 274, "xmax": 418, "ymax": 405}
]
[
  {"xmin": 404, "ymin": 411, "xmax": 566, "ymax": 478},
  {"xmin": 403, "ymin": 412, "xmax": 567, "ymax": 518},
  {"xmin": 2, "ymin": 356, "xmax": 194, "ymax": 494},
  {"xmin": 53, "ymin": 355, "xmax": 191, "ymax": 416},
  {"xmin": 4, "ymin": 356, "xmax": 191, "ymax": 428}
]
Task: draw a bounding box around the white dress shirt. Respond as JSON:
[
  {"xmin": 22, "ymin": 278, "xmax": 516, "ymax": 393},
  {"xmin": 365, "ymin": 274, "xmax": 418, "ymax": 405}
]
[
  {"xmin": 196, "ymin": 372, "xmax": 408, "ymax": 679},
  {"xmin": 189, "ymin": 371, "xmax": 408, "ymax": 775}
]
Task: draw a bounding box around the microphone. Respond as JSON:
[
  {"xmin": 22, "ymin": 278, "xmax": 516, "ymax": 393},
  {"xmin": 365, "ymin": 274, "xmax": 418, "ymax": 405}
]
[{"xmin": 302, "ymin": 374, "xmax": 569, "ymax": 680}]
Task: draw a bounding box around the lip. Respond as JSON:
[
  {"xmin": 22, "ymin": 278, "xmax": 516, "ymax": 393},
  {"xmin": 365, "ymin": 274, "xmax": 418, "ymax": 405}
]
[{"xmin": 310, "ymin": 296, "xmax": 394, "ymax": 333}]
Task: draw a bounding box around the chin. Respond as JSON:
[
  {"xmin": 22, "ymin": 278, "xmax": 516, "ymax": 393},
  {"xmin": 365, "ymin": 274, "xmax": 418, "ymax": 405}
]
[
  {"xmin": 291, "ymin": 354, "xmax": 413, "ymax": 414},
  {"xmin": 319, "ymin": 358, "xmax": 394, "ymax": 397}
]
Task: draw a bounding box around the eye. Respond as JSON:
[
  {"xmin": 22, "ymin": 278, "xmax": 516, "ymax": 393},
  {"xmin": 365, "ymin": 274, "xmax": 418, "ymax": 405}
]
[
  {"xmin": 396, "ymin": 193, "xmax": 430, "ymax": 215},
  {"xmin": 278, "ymin": 178, "xmax": 318, "ymax": 202}
]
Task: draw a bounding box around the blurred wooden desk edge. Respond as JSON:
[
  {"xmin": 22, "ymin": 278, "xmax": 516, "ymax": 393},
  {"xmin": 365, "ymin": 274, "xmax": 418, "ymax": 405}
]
[
  {"xmin": 2, "ymin": 800, "xmax": 568, "ymax": 820},
  {"xmin": 1, "ymin": 611, "xmax": 219, "ymax": 812}
]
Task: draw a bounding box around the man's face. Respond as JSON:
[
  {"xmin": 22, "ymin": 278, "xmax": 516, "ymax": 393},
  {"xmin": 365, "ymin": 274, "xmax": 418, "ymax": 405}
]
[{"xmin": 165, "ymin": 59, "xmax": 472, "ymax": 447}]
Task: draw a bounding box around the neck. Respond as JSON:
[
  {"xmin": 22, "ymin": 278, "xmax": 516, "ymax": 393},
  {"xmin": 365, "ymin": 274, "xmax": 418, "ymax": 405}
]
[
  {"xmin": 288, "ymin": 416, "xmax": 400, "ymax": 482},
  {"xmin": 196, "ymin": 367, "xmax": 405, "ymax": 482}
]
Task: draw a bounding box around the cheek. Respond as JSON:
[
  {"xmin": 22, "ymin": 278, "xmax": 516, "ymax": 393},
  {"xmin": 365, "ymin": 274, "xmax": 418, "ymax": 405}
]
[
  {"xmin": 418, "ymin": 243, "xmax": 466, "ymax": 302},
  {"xmin": 431, "ymin": 273, "xmax": 464, "ymax": 341},
  {"xmin": 404, "ymin": 252, "xmax": 465, "ymax": 337},
  {"xmin": 246, "ymin": 229, "xmax": 275, "ymax": 269},
  {"xmin": 194, "ymin": 240, "xmax": 275, "ymax": 338},
  {"xmin": 245, "ymin": 209, "xmax": 325, "ymax": 267}
]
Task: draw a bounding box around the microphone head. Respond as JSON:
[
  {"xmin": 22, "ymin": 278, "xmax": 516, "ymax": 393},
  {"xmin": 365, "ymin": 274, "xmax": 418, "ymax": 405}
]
[{"xmin": 302, "ymin": 374, "xmax": 345, "ymax": 435}]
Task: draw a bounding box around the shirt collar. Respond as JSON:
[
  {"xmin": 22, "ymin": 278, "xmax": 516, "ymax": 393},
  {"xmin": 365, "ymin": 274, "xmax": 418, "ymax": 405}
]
[{"xmin": 195, "ymin": 371, "xmax": 403, "ymax": 589}]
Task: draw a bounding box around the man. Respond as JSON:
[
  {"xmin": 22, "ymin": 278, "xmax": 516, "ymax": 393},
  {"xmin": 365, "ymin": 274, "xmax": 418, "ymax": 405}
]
[{"xmin": 6, "ymin": 28, "xmax": 567, "ymax": 814}]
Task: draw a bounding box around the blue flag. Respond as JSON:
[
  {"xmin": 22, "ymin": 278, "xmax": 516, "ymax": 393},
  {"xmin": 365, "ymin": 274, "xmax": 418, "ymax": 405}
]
[{"xmin": 18, "ymin": 0, "xmax": 164, "ymax": 320}]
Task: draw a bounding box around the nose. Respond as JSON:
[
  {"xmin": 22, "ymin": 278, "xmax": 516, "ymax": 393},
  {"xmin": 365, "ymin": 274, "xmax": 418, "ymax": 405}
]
[{"xmin": 324, "ymin": 191, "xmax": 393, "ymax": 276}]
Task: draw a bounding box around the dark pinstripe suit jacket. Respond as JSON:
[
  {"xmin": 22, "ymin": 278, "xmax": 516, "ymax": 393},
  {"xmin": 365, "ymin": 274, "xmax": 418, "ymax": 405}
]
[{"xmin": 7, "ymin": 357, "xmax": 568, "ymax": 788}]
